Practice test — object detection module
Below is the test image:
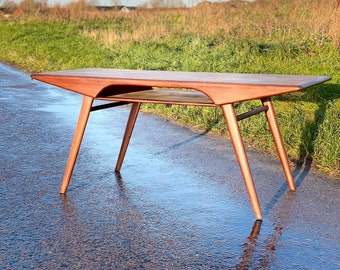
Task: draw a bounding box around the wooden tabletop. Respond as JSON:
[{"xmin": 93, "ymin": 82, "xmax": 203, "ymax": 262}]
[{"xmin": 31, "ymin": 69, "xmax": 331, "ymax": 105}]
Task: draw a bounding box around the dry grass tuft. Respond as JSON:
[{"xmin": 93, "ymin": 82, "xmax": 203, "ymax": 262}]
[
  {"xmin": 78, "ymin": 0, "xmax": 340, "ymax": 48},
  {"xmin": 2, "ymin": 0, "xmax": 339, "ymax": 47}
]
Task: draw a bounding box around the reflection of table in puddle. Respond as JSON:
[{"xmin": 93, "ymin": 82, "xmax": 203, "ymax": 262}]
[{"xmin": 32, "ymin": 69, "xmax": 331, "ymax": 219}]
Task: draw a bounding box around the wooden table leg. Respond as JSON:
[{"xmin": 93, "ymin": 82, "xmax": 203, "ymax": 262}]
[
  {"xmin": 261, "ymin": 97, "xmax": 296, "ymax": 191},
  {"xmin": 60, "ymin": 96, "xmax": 94, "ymax": 194},
  {"xmin": 222, "ymin": 104, "xmax": 262, "ymax": 219},
  {"xmin": 115, "ymin": 102, "xmax": 141, "ymax": 172}
]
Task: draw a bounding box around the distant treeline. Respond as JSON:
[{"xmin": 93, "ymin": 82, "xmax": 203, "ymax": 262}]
[{"xmin": 0, "ymin": 0, "xmax": 188, "ymax": 15}]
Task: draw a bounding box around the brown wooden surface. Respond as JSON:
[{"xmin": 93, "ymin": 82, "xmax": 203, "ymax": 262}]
[
  {"xmin": 31, "ymin": 69, "xmax": 331, "ymax": 105},
  {"xmin": 97, "ymin": 88, "xmax": 215, "ymax": 106}
]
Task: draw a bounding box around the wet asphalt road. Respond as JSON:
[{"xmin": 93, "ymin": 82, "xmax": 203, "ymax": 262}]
[{"xmin": 0, "ymin": 63, "xmax": 339, "ymax": 269}]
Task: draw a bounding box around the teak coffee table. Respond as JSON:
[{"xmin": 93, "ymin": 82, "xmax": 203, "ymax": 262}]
[{"xmin": 32, "ymin": 69, "xmax": 331, "ymax": 219}]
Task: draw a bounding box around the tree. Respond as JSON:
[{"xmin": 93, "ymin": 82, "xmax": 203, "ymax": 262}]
[
  {"xmin": 18, "ymin": 0, "xmax": 38, "ymax": 13},
  {"xmin": 1, "ymin": 0, "xmax": 18, "ymax": 13},
  {"xmin": 111, "ymin": 0, "xmax": 121, "ymax": 8},
  {"xmin": 149, "ymin": 0, "xmax": 165, "ymax": 8}
]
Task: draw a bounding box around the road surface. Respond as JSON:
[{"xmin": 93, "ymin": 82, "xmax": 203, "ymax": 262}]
[{"xmin": 1, "ymin": 63, "xmax": 339, "ymax": 269}]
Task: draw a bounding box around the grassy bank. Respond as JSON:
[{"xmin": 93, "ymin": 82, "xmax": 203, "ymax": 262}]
[{"xmin": 0, "ymin": 0, "xmax": 339, "ymax": 176}]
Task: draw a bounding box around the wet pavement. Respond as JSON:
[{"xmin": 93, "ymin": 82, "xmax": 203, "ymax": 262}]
[{"xmin": 0, "ymin": 62, "xmax": 339, "ymax": 269}]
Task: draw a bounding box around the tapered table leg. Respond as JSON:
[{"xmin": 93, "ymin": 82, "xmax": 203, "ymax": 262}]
[
  {"xmin": 115, "ymin": 102, "xmax": 141, "ymax": 172},
  {"xmin": 60, "ymin": 96, "xmax": 94, "ymax": 194},
  {"xmin": 222, "ymin": 104, "xmax": 262, "ymax": 219},
  {"xmin": 261, "ymin": 97, "xmax": 296, "ymax": 191}
]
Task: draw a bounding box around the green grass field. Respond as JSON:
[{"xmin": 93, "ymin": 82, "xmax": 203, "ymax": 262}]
[{"xmin": 0, "ymin": 0, "xmax": 339, "ymax": 176}]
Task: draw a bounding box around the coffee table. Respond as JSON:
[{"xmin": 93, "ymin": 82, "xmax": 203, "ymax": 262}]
[{"xmin": 32, "ymin": 69, "xmax": 331, "ymax": 219}]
